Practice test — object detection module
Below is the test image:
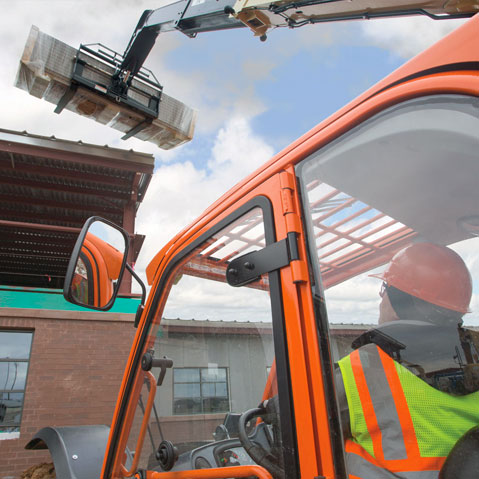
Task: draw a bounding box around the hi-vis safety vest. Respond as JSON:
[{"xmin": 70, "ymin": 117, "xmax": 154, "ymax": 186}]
[{"xmin": 338, "ymin": 343, "xmax": 479, "ymax": 479}]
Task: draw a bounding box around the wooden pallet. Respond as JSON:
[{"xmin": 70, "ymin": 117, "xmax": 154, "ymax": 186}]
[{"xmin": 15, "ymin": 26, "xmax": 196, "ymax": 150}]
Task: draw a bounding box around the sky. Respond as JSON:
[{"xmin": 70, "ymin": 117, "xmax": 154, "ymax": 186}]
[{"xmin": 0, "ymin": 0, "xmax": 471, "ymax": 324}]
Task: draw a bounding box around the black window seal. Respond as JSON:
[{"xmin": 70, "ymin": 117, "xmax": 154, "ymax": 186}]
[
  {"xmin": 104, "ymin": 195, "xmax": 299, "ymax": 479},
  {"xmin": 376, "ymin": 62, "xmax": 479, "ymax": 97},
  {"xmin": 292, "ymin": 175, "xmax": 347, "ymax": 478},
  {"xmin": 354, "ymin": 62, "xmax": 479, "ymax": 114}
]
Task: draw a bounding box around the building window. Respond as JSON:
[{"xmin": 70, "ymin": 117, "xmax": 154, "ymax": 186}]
[
  {"xmin": 173, "ymin": 367, "xmax": 229, "ymax": 415},
  {"xmin": 0, "ymin": 330, "xmax": 33, "ymax": 439}
]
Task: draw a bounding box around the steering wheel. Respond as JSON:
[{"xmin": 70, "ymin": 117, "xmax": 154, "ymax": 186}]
[{"xmin": 237, "ymin": 398, "xmax": 285, "ymax": 479}]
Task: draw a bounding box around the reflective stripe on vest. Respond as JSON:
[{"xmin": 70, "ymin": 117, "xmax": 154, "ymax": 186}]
[
  {"xmin": 354, "ymin": 345, "xmax": 408, "ymax": 460},
  {"xmin": 346, "ymin": 450, "xmax": 440, "ymax": 479},
  {"xmin": 339, "ymin": 343, "xmax": 460, "ymax": 479}
]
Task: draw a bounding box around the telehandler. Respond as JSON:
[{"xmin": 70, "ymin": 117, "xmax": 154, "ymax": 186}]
[{"xmin": 23, "ymin": 2, "xmax": 479, "ymax": 479}]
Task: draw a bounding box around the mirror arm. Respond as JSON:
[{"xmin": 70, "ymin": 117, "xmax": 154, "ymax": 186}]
[
  {"xmin": 126, "ymin": 263, "xmax": 146, "ymax": 304},
  {"xmin": 126, "ymin": 263, "xmax": 147, "ymax": 328}
]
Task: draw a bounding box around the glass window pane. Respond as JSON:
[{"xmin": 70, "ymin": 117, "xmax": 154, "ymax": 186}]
[
  {"xmin": 201, "ymin": 368, "xmax": 225, "ymax": 382},
  {"xmin": 0, "ymin": 332, "xmax": 32, "ymax": 360},
  {"xmin": 174, "ymin": 368, "xmax": 200, "ymax": 383},
  {"xmin": 215, "ymin": 382, "xmax": 227, "ymax": 397},
  {"xmin": 0, "ymin": 392, "xmax": 24, "ymax": 428},
  {"xmin": 202, "ymin": 397, "xmax": 229, "ymax": 414},
  {"xmin": 174, "ymin": 383, "xmax": 200, "ymax": 398},
  {"xmin": 173, "ymin": 398, "xmax": 202, "ymax": 415},
  {"xmin": 201, "ymin": 382, "xmax": 215, "ymax": 397},
  {"xmin": 0, "ymin": 362, "xmax": 28, "ymax": 390}
]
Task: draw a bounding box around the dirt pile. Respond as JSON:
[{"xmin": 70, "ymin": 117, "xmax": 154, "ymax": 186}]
[{"xmin": 21, "ymin": 463, "xmax": 55, "ymax": 479}]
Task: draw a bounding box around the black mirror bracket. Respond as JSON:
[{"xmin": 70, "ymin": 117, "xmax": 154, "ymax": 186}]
[
  {"xmin": 134, "ymin": 304, "xmax": 144, "ymax": 328},
  {"xmin": 126, "ymin": 263, "xmax": 147, "ymax": 328}
]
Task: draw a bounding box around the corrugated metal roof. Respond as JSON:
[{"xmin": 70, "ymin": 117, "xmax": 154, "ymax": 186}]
[
  {"xmin": 0, "ymin": 128, "xmax": 154, "ymax": 165},
  {"xmin": 0, "ymin": 129, "xmax": 154, "ymax": 289}
]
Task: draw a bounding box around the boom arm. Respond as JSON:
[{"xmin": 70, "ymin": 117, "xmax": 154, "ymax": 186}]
[
  {"xmin": 119, "ymin": 0, "xmax": 477, "ymax": 85},
  {"xmin": 120, "ymin": 0, "xmax": 244, "ymax": 79}
]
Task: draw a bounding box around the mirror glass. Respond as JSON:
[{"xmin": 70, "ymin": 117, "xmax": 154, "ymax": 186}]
[{"xmin": 68, "ymin": 219, "xmax": 127, "ymax": 309}]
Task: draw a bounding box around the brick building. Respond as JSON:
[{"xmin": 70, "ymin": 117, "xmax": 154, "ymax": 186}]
[{"xmin": 0, "ymin": 302, "xmax": 139, "ymax": 477}]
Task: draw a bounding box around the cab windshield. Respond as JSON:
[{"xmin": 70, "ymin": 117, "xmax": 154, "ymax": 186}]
[{"xmin": 297, "ymin": 95, "xmax": 479, "ymax": 477}]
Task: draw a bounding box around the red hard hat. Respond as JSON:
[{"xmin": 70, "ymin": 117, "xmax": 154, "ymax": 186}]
[{"xmin": 371, "ymin": 243, "xmax": 472, "ymax": 314}]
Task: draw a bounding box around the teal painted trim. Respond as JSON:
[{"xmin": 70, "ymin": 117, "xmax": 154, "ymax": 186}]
[{"xmin": 0, "ymin": 288, "xmax": 140, "ymax": 314}]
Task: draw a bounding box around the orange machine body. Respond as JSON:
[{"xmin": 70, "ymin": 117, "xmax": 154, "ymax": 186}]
[{"xmin": 103, "ymin": 15, "xmax": 479, "ymax": 479}]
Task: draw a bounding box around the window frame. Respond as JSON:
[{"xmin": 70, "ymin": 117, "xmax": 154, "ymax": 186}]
[
  {"xmin": 172, "ymin": 366, "xmax": 230, "ymax": 415},
  {"xmin": 0, "ymin": 329, "xmax": 34, "ymax": 437}
]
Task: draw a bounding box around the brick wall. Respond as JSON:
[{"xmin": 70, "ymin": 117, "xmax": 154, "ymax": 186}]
[{"xmin": 0, "ymin": 308, "xmax": 136, "ymax": 479}]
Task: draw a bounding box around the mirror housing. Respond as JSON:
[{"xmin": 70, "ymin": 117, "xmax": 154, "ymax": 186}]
[{"xmin": 63, "ymin": 217, "xmax": 130, "ymax": 311}]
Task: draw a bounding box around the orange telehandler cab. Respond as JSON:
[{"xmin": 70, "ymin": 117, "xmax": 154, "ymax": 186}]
[{"xmin": 25, "ymin": 6, "xmax": 479, "ymax": 479}]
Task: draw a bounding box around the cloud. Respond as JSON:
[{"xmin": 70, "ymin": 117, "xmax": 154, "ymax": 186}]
[
  {"xmin": 135, "ymin": 116, "xmax": 274, "ymax": 277},
  {"xmin": 210, "ymin": 116, "xmax": 275, "ymax": 177},
  {"xmin": 132, "ymin": 116, "xmax": 276, "ymax": 318},
  {"xmin": 359, "ymin": 16, "xmax": 466, "ymax": 58},
  {"xmin": 242, "ymin": 58, "xmax": 276, "ymax": 81},
  {"xmin": 325, "ymin": 274, "xmax": 381, "ymax": 325},
  {"xmin": 164, "ymin": 275, "xmax": 272, "ymax": 322}
]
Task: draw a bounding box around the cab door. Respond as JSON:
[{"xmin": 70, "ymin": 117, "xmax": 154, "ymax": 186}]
[{"xmin": 101, "ymin": 178, "xmax": 320, "ymax": 479}]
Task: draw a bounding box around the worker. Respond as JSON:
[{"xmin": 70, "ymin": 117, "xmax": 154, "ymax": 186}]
[{"xmin": 337, "ymin": 242, "xmax": 479, "ymax": 479}]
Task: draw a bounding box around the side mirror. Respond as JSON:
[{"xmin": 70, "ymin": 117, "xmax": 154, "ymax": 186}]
[{"xmin": 64, "ymin": 217, "xmax": 130, "ymax": 311}]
